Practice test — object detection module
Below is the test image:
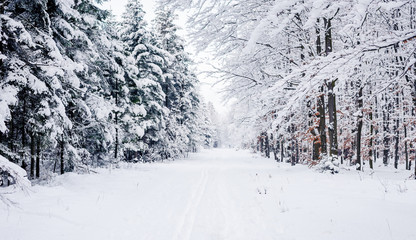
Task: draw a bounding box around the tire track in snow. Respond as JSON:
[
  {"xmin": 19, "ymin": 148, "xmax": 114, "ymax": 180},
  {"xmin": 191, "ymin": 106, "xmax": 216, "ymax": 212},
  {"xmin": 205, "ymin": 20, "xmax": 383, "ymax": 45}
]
[{"xmin": 173, "ymin": 168, "xmax": 209, "ymax": 240}]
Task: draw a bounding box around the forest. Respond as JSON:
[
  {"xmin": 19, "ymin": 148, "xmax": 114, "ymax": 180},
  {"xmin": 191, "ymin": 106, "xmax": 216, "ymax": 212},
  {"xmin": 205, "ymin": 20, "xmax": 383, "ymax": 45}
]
[
  {"xmin": 1, "ymin": 1, "xmax": 416, "ymax": 239},
  {"xmin": 164, "ymin": 0, "xmax": 416, "ymax": 176},
  {"xmin": 1, "ymin": 0, "xmax": 416, "ymax": 185},
  {"xmin": 0, "ymin": 0, "xmax": 217, "ymax": 185}
]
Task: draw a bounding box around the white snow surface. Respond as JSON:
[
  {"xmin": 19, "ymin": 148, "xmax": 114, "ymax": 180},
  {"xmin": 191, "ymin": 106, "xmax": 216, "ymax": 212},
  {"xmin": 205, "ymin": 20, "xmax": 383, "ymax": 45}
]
[{"xmin": 1, "ymin": 149, "xmax": 415, "ymax": 240}]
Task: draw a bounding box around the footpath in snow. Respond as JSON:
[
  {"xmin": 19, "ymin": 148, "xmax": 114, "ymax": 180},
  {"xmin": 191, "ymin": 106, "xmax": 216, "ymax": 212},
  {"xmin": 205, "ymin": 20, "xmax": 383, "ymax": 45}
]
[{"xmin": 1, "ymin": 148, "xmax": 415, "ymax": 240}]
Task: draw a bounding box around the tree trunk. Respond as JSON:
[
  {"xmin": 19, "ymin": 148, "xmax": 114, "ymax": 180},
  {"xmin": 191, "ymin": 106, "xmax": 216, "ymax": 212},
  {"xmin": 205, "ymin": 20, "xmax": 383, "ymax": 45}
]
[
  {"xmin": 327, "ymin": 79, "xmax": 338, "ymax": 157},
  {"xmin": 280, "ymin": 140, "xmax": 284, "ymax": 163},
  {"xmin": 394, "ymin": 118, "xmax": 399, "ymax": 169},
  {"xmin": 324, "ymin": 17, "xmax": 337, "ymax": 159},
  {"xmin": 318, "ymin": 87, "xmax": 327, "ymax": 157},
  {"xmin": 60, "ymin": 134, "xmax": 64, "ymax": 175},
  {"xmin": 394, "ymin": 90, "xmax": 400, "ymax": 169},
  {"xmin": 291, "ymin": 140, "xmax": 296, "ymax": 166},
  {"xmin": 314, "ymin": 19, "xmax": 327, "ymax": 160},
  {"xmin": 308, "ymin": 100, "xmax": 320, "ymax": 161},
  {"xmin": 383, "ymin": 96, "xmax": 390, "ymax": 166},
  {"xmin": 369, "ymin": 108, "xmax": 374, "ymax": 169},
  {"xmin": 114, "ymin": 77, "xmax": 119, "ymax": 160},
  {"xmin": 404, "ymin": 125, "xmax": 409, "ymax": 170},
  {"xmin": 265, "ymin": 134, "xmax": 270, "ymax": 158},
  {"xmin": 260, "ymin": 134, "xmax": 264, "ymax": 153},
  {"xmin": 313, "ymin": 134, "xmax": 320, "ymax": 161},
  {"xmin": 36, "ymin": 135, "xmax": 40, "ymax": 178},
  {"xmin": 115, "ymin": 117, "xmax": 118, "ymax": 159},
  {"xmin": 323, "ymin": 18, "xmax": 333, "ymax": 55},
  {"xmin": 356, "ymin": 87, "xmax": 363, "ymax": 171},
  {"xmin": 30, "ymin": 133, "xmax": 35, "ymax": 179},
  {"xmin": 295, "ymin": 140, "xmax": 299, "ymax": 164},
  {"xmin": 275, "ymin": 139, "xmax": 280, "ymax": 162},
  {"xmin": 316, "ymin": 19, "xmax": 322, "ymax": 56}
]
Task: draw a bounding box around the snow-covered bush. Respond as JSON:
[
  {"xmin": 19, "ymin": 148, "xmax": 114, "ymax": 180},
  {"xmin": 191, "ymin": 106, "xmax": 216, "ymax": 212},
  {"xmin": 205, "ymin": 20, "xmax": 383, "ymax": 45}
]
[
  {"xmin": 0, "ymin": 155, "xmax": 30, "ymax": 189},
  {"xmin": 315, "ymin": 155, "xmax": 340, "ymax": 174}
]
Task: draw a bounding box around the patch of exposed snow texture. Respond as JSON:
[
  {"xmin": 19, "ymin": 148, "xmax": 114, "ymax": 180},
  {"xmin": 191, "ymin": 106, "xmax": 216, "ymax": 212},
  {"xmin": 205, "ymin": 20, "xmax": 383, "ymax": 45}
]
[{"xmin": 1, "ymin": 149, "xmax": 415, "ymax": 240}]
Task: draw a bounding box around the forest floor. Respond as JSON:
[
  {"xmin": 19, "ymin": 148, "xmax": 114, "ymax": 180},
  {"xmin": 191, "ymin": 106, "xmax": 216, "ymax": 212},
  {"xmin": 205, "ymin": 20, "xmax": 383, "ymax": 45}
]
[{"xmin": 1, "ymin": 148, "xmax": 416, "ymax": 240}]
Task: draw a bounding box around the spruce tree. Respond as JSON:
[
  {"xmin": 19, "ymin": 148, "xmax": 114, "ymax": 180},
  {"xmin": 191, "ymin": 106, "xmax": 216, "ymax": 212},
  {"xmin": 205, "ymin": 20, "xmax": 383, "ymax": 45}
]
[
  {"xmin": 120, "ymin": 0, "xmax": 168, "ymax": 161},
  {"xmin": 153, "ymin": 8, "xmax": 201, "ymax": 155}
]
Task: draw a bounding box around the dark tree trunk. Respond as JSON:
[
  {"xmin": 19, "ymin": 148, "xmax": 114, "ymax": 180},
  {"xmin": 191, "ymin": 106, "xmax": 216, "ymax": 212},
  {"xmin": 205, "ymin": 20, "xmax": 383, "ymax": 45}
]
[
  {"xmin": 327, "ymin": 80, "xmax": 338, "ymax": 157},
  {"xmin": 383, "ymin": 96, "xmax": 390, "ymax": 166},
  {"xmin": 394, "ymin": 118, "xmax": 399, "ymax": 169},
  {"xmin": 324, "ymin": 17, "xmax": 337, "ymax": 159},
  {"xmin": 295, "ymin": 140, "xmax": 299, "ymax": 164},
  {"xmin": 275, "ymin": 139, "xmax": 280, "ymax": 162},
  {"xmin": 36, "ymin": 135, "xmax": 40, "ymax": 178},
  {"xmin": 265, "ymin": 134, "xmax": 270, "ymax": 158},
  {"xmin": 164, "ymin": 83, "xmax": 169, "ymax": 109},
  {"xmin": 313, "ymin": 136, "xmax": 320, "ymax": 161},
  {"xmin": 291, "ymin": 140, "xmax": 296, "ymax": 166},
  {"xmin": 404, "ymin": 126, "xmax": 409, "ymax": 170},
  {"xmin": 308, "ymin": 100, "xmax": 320, "ymax": 161},
  {"xmin": 316, "ymin": 19, "xmax": 322, "ymax": 56},
  {"xmin": 114, "ymin": 77, "xmax": 119, "ymax": 160},
  {"xmin": 323, "ymin": 18, "xmax": 333, "ymax": 55},
  {"xmin": 60, "ymin": 134, "xmax": 64, "ymax": 175},
  {"xmin": 260, "ymin": 134, "xmax": 264, "ymax": 153},
  {"xmin": 318, "ymin": 87, "xmax": 327, "ymax": 157},
  {"xmin": 115, "ymin": 115, "xmax": 118, "ymax": 159},
  {"xmin": 356, "ymin": 87, "xmax": 363, "ymax": 171},
  {"xmin": 369, "ymin": 108, "xmax": 374, "ymax": 169},
  {"xmin": 280, "ymin": 140, "xmax": 284, "ymax": 163},
  {"xmin": 394, "ymin": 91, "xmax": 400, "ymax": 169},
  {"xmin": 30, "ymin": 133, "xmax": 35, "ymax": 179},
  {"xmin": 314, "ymin": 19, "xmax": 326, "ymax": 160}
]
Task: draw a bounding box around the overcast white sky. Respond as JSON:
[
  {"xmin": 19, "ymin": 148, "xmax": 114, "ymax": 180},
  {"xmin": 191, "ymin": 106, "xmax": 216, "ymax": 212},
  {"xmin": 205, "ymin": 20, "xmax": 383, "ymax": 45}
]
[
  {"xmin": 100, "ymin": 0, "xmax": 228, "ymax": 115},
  {"xmin": 101, "ymin": 0, "xmax": 155, "ymax": 21}
]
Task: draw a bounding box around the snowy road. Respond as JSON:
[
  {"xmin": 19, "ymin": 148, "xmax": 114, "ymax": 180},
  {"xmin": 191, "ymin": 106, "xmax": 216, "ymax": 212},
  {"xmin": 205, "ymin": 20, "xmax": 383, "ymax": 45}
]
[{"xmin": 1, "ymin": 149, "xmax": 416, "ymax": 240}]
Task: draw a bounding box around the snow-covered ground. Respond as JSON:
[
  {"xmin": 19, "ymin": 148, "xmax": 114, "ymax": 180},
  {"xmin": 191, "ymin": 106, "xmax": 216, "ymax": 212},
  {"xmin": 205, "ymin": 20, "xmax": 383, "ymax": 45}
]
[{"xmin": 1, "ymin": 148, "xmax": 415, "ymax": 240}]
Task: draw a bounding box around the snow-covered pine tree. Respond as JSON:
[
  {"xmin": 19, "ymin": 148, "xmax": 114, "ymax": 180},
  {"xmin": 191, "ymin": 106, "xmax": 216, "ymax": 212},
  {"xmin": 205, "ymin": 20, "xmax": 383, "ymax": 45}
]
[
  {"xmin": 1, "ymin": 0, "xmax": 135, "ymax": 180},
  {"xmin": 197, "ymin": 101, "xmax": 217, "ymax": 149},
  {"xmin": 153, "ymin": 7, "xmax": 201, "ymax": 155},
  {"xmin": 0, "ymin": 0, "xmax": 75, "ymax": 179},
  {"xmin": 48, "ymin": 0, "xmax": 121, "ymax": 170},
  {"xmin": 120, "ymin": 0, "xmax": 169, "ymax": 161}
]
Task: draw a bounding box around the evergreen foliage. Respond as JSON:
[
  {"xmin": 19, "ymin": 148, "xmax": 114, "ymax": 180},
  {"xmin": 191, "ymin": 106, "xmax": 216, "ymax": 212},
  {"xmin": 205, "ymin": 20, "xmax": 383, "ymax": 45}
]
[{"xmin": 0, "ymin": 0, "xmax": 211, "ymax": 184}]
